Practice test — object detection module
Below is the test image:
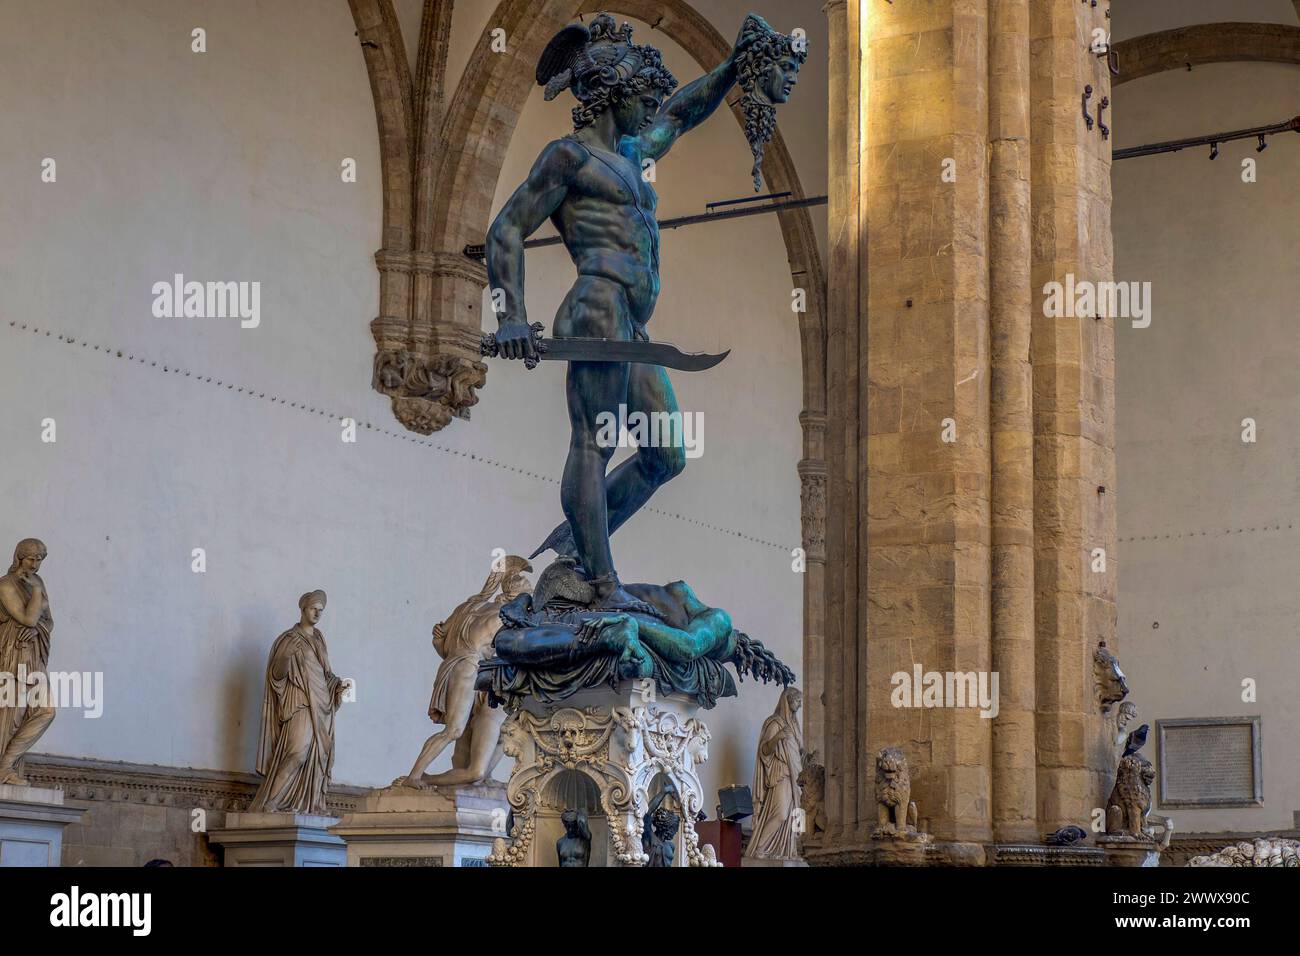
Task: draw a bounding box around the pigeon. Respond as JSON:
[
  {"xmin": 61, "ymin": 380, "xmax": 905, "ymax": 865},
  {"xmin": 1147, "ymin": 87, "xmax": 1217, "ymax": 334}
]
[
  {"xmin": 1044, "ymin": 825, "xmax": 1089, "ymax": 847},
  {"xmin": 1123, "ymin": 723, "xmax": 1149, "ymax": 757}
]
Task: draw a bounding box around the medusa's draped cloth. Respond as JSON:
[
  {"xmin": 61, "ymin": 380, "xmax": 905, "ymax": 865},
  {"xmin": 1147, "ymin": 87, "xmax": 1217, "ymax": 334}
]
[
  {"xmin": 251, "ymin": 626, "xmax": 341, "ymax": 814},
  {"xmin": 476, "ymin": 580, "xmax": 793, "ymax": 710}
]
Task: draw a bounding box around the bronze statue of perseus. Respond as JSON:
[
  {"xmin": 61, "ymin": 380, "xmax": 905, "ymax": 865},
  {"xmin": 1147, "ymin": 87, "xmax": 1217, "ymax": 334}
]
[{"xmin": 483, "ymin": 12, "xmax": 805, "ymax": 611}]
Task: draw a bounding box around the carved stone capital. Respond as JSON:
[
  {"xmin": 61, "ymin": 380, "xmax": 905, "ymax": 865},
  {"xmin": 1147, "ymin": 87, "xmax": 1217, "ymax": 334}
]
[
  {"xmin": 410, "ymin": 250, "xmax": 488, "ymax": 286},
  {"xmin": 373, "ymin": 349, "xmax": 487, "ymax": 434},
  {"xmin": 374, "ymin": 248, "xmax": 414, "ymax": 275},
  {"xmin": 369, "ymin": 247, "xmax": 490, "ymax": 433},
  {"xmin": 798, "ymin": 458, "xmax": 828, "ymax": 561}
]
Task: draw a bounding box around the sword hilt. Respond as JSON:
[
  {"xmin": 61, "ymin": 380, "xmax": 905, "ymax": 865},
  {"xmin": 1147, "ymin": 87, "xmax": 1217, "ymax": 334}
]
[{"xmin": 480, "ymin": 323, "xmax": 546, "ymax": 370}]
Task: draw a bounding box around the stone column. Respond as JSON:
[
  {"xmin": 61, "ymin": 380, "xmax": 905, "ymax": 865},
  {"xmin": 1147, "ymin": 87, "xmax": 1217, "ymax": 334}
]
[
  {"xmin": 819, "ymin": 0, "xmax": 864, "ymax": 848},
  {"xmin": 799, "ymin": 412, "xmax": 828, "ymax": 758},
  {"xmin": 988, "ymin": 0, "xmax": 1037, "ymax": 845},
  {"xmin": 1029, "ymin": 0, "xmax": 1117, "ymax": 832},
  {"xmin": 813, "ymin": 0, "xmax": 1115, "ymax": 863},
  {"xmin": 859, "ymin": 0, "xmax": 993, "ymax": 851},
  {"xmin": 815, "ymin": 0, "xmax": 994, "ymax": 860}
]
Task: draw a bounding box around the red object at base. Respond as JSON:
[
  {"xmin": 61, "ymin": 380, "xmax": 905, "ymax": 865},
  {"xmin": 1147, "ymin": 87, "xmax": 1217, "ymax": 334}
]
[{"xmin": 696, "ymin": 819, "xmax": 743, "ymax": 867}]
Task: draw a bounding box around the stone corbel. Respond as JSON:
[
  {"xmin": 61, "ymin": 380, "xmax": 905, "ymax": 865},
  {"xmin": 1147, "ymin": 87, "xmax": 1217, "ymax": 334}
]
[{"xmin": 370, "ymin": 249, "xmax": 489, "ymax": 434}]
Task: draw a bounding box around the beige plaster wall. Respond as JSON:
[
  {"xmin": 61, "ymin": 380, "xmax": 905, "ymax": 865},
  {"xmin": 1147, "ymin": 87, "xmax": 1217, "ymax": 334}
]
[{"xmin": 1113, "ymin": 60, "xmax": 1300, "ymax": 832}]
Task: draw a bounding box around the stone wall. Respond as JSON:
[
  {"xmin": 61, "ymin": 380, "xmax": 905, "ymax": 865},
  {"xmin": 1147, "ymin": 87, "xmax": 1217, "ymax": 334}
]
[
  {"xmin": 1112, "ymin": 60, "xmax": 1300, "ymax": 833},
  {"xmin": 24, "ymin": 754, "xmax": 364, "ymax": 867}
]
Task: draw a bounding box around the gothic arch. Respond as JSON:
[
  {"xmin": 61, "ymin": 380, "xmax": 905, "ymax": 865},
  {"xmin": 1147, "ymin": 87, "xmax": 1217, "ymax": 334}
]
[{"xmin": 1112, "ymin": 22, "xmax": 1300, "ymax": 86}]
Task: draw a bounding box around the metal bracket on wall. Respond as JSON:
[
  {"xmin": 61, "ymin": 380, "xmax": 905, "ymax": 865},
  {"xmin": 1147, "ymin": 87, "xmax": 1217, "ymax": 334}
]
[
  {"xmin": 1096, "ymin": 45, "xmax": 1120, "ymax": 76},
  {"xmin": 1083, "ymin": 85, "xmax": 1094, "ymax": 131},
  {"xmin": 1098, "ymin": 97, "xmax": 1110, "ymax": 140}
]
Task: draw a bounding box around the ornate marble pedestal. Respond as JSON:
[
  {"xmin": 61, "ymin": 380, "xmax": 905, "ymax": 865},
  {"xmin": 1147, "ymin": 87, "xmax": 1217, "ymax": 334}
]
[
  {"xmin": 0, "ymin": 784, "xmax": 86, "ymax": 867},
  {"xmin": 332, "ymin": 781, "xmax": 507, "ymax": 867},
  {"xmin": 488, "ymin": 682, "xmax": 720, "ymax": 867},
  {"xmin": 209, "ymin": 812, "xmax": 347, "ymax": 867}
]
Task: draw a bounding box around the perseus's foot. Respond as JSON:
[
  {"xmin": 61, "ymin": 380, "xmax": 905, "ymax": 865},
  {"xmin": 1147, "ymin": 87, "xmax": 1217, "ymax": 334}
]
[
  {"xmin": 393, "ymin": 774, "xmax": 429, "ymax": 790},
  {"xmin": 586, "ymin": 572, "xmax": 652, "ymax": 614},
  {"xmin": 593, "ymin": 583, "xmax": 648, "ymax": 611}
]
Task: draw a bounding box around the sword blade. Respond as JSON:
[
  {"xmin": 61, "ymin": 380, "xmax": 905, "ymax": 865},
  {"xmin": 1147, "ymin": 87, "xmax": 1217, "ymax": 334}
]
[{"xmin": 539, "ymin": 337, "xmax": 730, "ymax": 372}]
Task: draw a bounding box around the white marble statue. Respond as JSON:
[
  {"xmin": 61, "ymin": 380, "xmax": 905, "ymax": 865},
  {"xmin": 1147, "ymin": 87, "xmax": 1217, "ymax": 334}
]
[
  {"xmin": 249, "ymin": 590, "xmax": 347, "ymax": 814},
  {"xmin": 400, "ymin": 556, "xmax": 532, "ymax": 788},
  {"xmin": 0, "ymin": 538, "xmax": 57, "ymax": 786},
  {"xmin": 744, "ymin": 686, "xmax": 803, "ymax": 860}
]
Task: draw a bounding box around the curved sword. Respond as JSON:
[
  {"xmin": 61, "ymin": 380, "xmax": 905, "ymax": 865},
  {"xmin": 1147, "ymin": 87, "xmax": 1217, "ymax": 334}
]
[{"xmin": 480, "ymin": 325, "xmax": 729, "ymax": 372}]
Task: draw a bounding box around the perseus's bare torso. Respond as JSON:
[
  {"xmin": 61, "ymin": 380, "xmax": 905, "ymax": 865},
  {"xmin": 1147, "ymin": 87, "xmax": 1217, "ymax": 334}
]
[{"xmin": 552, "ymin": 137, "xmax": 661, "ymax": 326}]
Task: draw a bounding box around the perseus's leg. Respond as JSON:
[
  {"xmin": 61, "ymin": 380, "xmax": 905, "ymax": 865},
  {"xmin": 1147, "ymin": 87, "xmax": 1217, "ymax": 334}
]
[
  {"xmin": 556, "ymin": 278, "xmax": 634, "ymax": 584},
  {"xmin": 533, "ymin": 363, "xmax": 687, "ymax": 560},
  {"xmin": 602, "ymin": 362, "xmax": 687, "ymax": 536},
  {"xmin": 563, "ymin": 358, "xmax": 626, "ymax": 582}
]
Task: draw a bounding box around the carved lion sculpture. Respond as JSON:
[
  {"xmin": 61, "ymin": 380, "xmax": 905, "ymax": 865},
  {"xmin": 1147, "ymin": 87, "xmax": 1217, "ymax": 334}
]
[
  {"xmin": 1106, "ymin": 751, "xmax": 1156, "ymax": 839},
  {"xmin": 874, "ymin": 746, "xmax": 918, "ymax": 835},
  {"xmin": 1094, "ymin": 641, "xmax": 1130, "ymax": 713},
  {"xmin": 797, "ymin": 751, "xmax": 827, "ymax": 839}
]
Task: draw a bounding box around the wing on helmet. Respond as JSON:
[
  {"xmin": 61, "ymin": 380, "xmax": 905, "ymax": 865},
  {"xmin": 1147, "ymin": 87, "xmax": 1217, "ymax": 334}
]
[{"xmin": 537, "ymin": 23, "xmax": 590, "ymax": 101}]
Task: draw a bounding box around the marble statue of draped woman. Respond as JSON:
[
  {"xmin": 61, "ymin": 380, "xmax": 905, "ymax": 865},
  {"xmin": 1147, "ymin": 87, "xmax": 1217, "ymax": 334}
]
[
  {"xmin": 250, "ymin": 590, "xmax": 344, "ymax": 814},
  {"xmin": 745, "ymin": 686, "xmax": 803, "ymax": 860},
  {"xmin": 0, "ymin": 538, "xmax": 57, "ymax": 786}
]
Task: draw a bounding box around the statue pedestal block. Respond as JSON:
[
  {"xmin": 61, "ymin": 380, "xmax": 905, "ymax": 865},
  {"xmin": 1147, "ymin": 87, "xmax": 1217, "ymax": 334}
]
[
  {"xmin": 489, "ymin": 682, "xmax": 720, "ymax": 867},
  {"xmin": 1096, "ymin": 834, "xmax": 1162, "ymax": 867},
  {"xmin": 0, "ymin": 784, "xmax": 86, "ymax": 867},
  {"xmin": 209, "ymin": 812, "xmax": 347, "ymax": 867},
  {"xmin": 741, "ymin": 855, "xmax": 807, "ymax": 867},
  {"xmin": 332, "ymin": 782, "xmax": 507, "ymax": 867}
]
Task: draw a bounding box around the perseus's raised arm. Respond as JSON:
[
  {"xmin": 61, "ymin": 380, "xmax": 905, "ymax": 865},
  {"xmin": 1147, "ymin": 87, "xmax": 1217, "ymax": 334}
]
[
  {"xmin": 485, "ymin": 138, "xmax": 584, "ymax": 325},
  {"xmin": 637, "ymin": 51, "xmax": 739, "ymax": 161}
]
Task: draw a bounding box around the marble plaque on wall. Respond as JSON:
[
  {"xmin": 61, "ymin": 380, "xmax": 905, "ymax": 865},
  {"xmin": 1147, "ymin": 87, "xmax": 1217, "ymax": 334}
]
[{"xmin": 1157, "ymin": 717, "xmax": 1263, "ymax": 808}]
